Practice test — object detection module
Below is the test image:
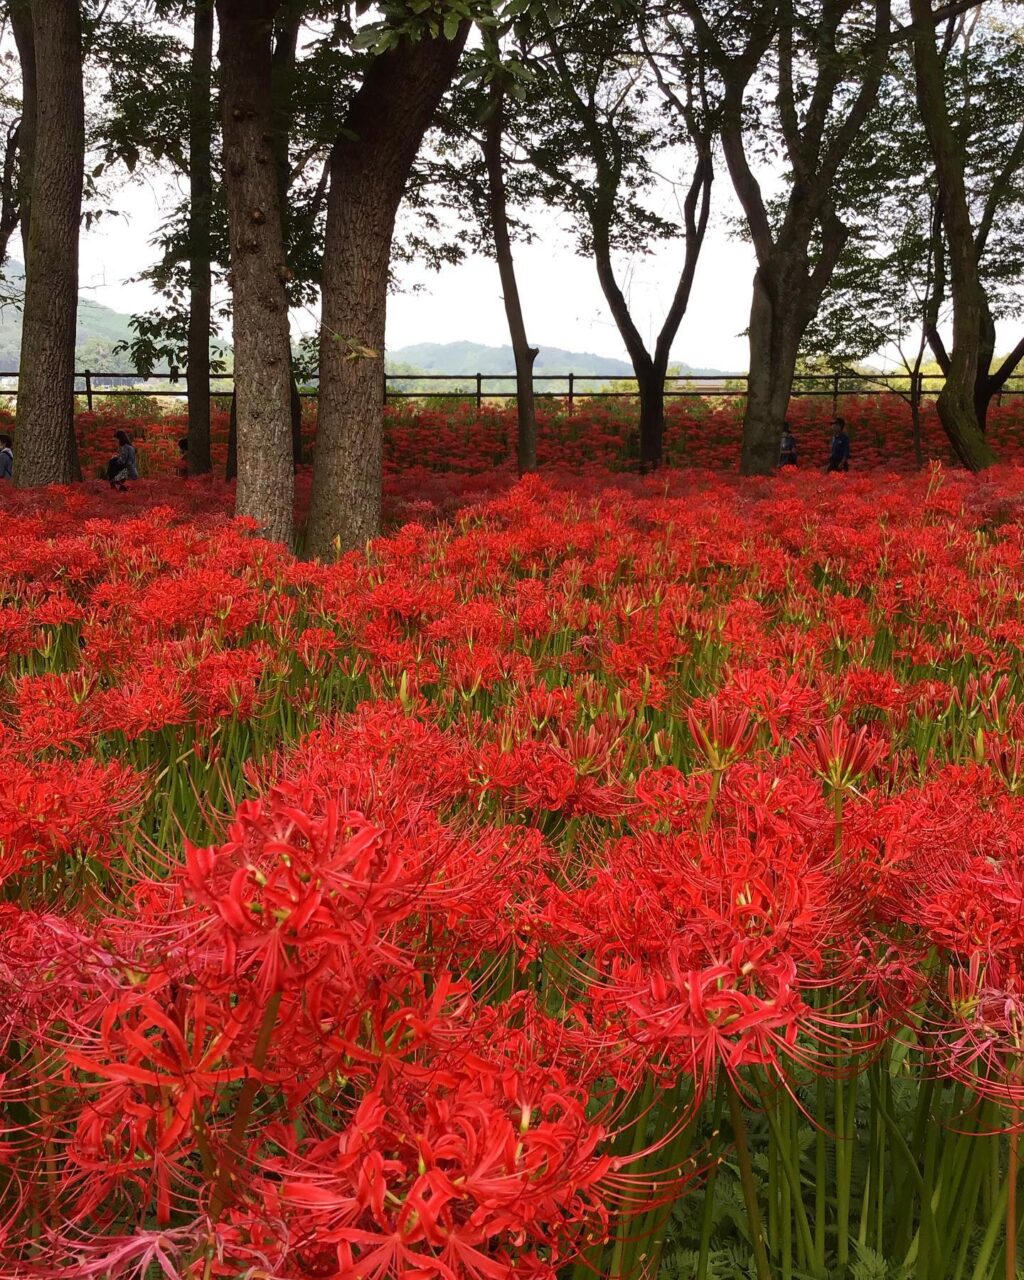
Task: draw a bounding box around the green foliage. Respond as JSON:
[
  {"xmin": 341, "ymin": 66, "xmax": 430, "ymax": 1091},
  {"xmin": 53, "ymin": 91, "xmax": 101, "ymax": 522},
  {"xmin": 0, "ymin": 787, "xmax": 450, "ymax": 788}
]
[{"xmin": 114, "ymin": 303, "xmax": 227, "ymax": 379}]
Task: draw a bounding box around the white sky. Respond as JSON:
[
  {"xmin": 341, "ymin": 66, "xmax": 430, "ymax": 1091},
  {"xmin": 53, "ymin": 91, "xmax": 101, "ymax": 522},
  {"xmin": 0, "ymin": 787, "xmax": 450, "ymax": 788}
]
[{"xmin": 71, "ymin": 168, "xmax": 758, "ymax": 371}]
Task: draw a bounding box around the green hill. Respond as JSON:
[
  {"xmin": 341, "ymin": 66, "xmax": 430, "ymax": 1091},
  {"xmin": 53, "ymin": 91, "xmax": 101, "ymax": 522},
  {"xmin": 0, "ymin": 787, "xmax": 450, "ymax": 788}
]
[
  {"xmin": 388, "ymin": 340, "xmax": 730, "ymax": 379},
  {"xmin": 0, "ymin": 261, "xmax": 137, "ymax": 374}
]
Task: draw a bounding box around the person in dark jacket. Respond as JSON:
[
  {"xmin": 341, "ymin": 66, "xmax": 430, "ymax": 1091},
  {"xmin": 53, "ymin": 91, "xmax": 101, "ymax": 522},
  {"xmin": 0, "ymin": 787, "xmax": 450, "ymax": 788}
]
[
  {"xmin": 0, "ymin": 434, "xmax": 12, "ymax": 480},
  {"xmin": 779, "ymin": 423, "xmax": 798, "ymax": 468},
  {"xmin": 826, "ymin": 417, "xmax": 851, "ymax": 472},
  {"xmin": 177, "ymin": 436, "xmax": 189, "ymax": 479},
  {"xmin": 106, "ymin": 430, "xmax": 139, "ymax": 489}
]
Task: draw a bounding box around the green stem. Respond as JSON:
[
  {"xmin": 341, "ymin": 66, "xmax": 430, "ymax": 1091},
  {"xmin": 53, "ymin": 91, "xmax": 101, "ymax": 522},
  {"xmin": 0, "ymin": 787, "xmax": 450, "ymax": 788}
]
[
  {"xmin": 701, "ymin": 769, "xmax": 722, "ymax": 834},
  {"xmin": 728, "ymin": 1080, "xmax": 771, "ymax": 1280},
  {"xmin": 815, "ymin": 1074, "xmax": 827, "ymax": 1268},
  {"xmin": 971, "ymin": 1172, "xmax": 1011, "ymax": 1280},
  {"xmin": 696, "ymin": 1083, "xmax": 728, "ymax": 1280},
  {"xmin": 758, "ymin": 1077, "xmax": 818, "ymax": 1272}
]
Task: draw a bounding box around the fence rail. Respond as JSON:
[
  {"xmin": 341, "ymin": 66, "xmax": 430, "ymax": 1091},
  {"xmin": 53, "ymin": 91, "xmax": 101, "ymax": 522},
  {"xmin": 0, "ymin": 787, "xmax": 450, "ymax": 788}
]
[{"xmin": 0, "ymin": 369, "xmax": 1019, "ymax": 414}]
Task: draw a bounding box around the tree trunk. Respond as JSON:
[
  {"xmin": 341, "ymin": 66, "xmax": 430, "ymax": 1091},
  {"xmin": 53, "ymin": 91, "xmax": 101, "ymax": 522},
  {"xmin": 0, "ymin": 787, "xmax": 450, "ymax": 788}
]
[
  {"xmin": 290, "ymin": 369, "xmax": 302, "ymax": 465},
  {"xmin": 591, "ymin": 226, "xmax": 668, "ymax": 470},
  {"xmin": 638, "ymin": 364, "xmax": 666, "ymax": 470},
  {"xmin": 270, "ymin": 1, "xmax": 305, "ymax": 470},
  {"xmin": 306, "ymin": 25, "xmax": 469, "ymax": 558},
  {"xmin": 226, "ymin": 390, "xmax": 237, "ymax": 481},
  {"xmin": 11, "ymin": 0, "xmax": 36, "ymax": 251},
  {"xmin": 14, "ymin": 0, "xmax": 83, "ymax": 488},
  {"xmin": 216, "ymin": 0, "xmax": 293, "ymax": 543},
  {"xmin": 482, "ymin": 75, "xmax": 537, "ymax": 475},
  {"xmin": 910, "ymin": 390, "xmax": 924, "ymax": 469},
  {"xmin": 741, "ymin": 265, "xmax": 802, "ymax": 475},
  {"xmin": 972, "ymin": 297, "xmax": 997, "ymax": 434},
  {"xmin": 187, "ymin": 0, "xmax": 214, "ymax": 475},
  {"xmin": 910, "ymin": 0, "xmax": 996, "ymax": 470}
]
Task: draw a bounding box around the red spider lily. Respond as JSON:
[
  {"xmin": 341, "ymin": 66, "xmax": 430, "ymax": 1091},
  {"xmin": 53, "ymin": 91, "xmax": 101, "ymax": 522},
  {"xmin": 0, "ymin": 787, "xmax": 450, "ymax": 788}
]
[
  {"xmin": 687, "ymin": 698, "xmax": 757, "ymax": 772},
  {"xmin": 7, "ymin": 425, "xmax": 1024, "ymax": 1276},
  {"xmin": 271, "ymin": 1036, "xmax": 615, "ymax": 1280},
  {"xmin": 793, "ymin": 716, "xmax": 888, "ymax": 791}
]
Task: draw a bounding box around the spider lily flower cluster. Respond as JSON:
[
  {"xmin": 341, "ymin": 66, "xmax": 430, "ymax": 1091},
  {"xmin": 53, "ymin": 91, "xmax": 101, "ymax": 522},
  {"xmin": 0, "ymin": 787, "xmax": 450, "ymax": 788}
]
[{"xmin": 2, "ymin": 455, "xmax": 1024, "ymax": 1278}]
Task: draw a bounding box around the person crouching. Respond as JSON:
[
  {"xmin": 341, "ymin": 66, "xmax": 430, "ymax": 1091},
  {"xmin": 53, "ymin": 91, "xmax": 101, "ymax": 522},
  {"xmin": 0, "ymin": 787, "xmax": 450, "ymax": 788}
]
[{"xmin": 107, "ymin": 430, "xmax": 139, "ymax": 490}]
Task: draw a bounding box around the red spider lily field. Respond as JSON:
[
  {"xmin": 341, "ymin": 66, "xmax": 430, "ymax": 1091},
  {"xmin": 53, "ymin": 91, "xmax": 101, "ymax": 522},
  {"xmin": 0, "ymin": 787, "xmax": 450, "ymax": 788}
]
[{"xmin": 5, "ymin": 399, "xmax": 1024, "ymax": 1280}]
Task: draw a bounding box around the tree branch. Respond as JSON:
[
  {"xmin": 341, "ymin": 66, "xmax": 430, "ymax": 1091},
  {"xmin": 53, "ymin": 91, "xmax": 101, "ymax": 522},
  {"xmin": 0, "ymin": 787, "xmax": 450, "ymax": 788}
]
[
  {"xmin": 990, "ymin": 332, "xmax": 1024, "ymax": 393},
  {"xmin": 974, "ymin": 117, "xmax": 1024, "ymax": 262},
  {"xmin": 887, "ymin": 0, "xmax": 986, "ymax": 46}
]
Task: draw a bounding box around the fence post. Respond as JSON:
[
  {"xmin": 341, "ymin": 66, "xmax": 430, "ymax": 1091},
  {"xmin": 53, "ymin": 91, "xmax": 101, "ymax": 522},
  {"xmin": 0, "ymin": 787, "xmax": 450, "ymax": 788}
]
[
  {"xmin": 568, "ymin": 371, "xmax": 574, "ymax": 410},
  {"xmin": 382, "ymin": 365, "xmax": 387, "ymax": 407},
  {"xmin": 84, "ymin": 369, "xmax": 93, "ymax": 412},
  {"xmin": 832, "ymin": 369, "xmax": 840, "ymax": 415},
  {"xmin": 475, "ymin": 372, "xmax": 483, "ymax": 412}
]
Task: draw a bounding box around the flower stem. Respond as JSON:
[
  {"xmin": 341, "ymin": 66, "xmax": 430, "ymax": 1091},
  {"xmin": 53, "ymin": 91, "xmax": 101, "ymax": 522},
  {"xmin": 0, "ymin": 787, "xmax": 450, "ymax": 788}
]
[
  {"xmin": 1007, "ymin": 1109, "xmax": 1019, "ymax": 1280},
  {"xmin": 728, "ymin": 1078, "xmax": 771, "ymax": 1280}
]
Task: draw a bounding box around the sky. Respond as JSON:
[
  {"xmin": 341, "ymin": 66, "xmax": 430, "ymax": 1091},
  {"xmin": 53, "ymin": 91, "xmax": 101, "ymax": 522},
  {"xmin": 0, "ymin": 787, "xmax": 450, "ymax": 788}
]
[
  {"xmin": 71, "ymin": 167, "xmax": 758, "ymax": 372},
  {"xmin": 68, "ymin": 148, "xmax": 1020, "ymax": 375}
]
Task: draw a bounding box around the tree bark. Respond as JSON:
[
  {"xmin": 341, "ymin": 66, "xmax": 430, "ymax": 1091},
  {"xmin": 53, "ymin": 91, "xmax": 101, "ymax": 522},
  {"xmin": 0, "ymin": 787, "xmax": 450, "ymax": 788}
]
[
  {"xmin": 742, "ymin": 264, "xmax": 805, "ymax": 473},
  {"xmin": 290, "ymin": 370, "xmax": 302, "ymax": 465},
  {"xmin": 226, "ymin": 389, "xmax": 237, "ymax": 481},
  {"xmin": 10, "ymin": 0, "xmax": 36, "ymax": 251},
  {"xmin": 187, "ymin": 0, "xmax": 214, "ymax": 475},
  {"xmin": 973, "ymin": 297, "xmax": 996, "ymax": 433},
  {"xmin": 0, "ymin": 121, "xmax": 24, "ymax": 266},
  {"xmin": 482, "ymin": 75, "xmax": 538, "ymax": 474},
  {"xmin": 216, "ymin": 0, "xmax": 294, "ymax": 542},
  {"xmin": 270, "ymin": 0, "xmax": 304, "ymax": 468},
  {"xmin": 306, "ymin": 25, "xmax": 469, "ymax": 558},
  {"xmin": 14, "ymin": 0, "xmax": 83, "ymax": 488},
  {"xmin": 637, "ymin": 364, "xmax": 667, "ymax": 468},
  {"xmin": 910, "ymin": 0, "xmax": 996, "ymax": 469}
]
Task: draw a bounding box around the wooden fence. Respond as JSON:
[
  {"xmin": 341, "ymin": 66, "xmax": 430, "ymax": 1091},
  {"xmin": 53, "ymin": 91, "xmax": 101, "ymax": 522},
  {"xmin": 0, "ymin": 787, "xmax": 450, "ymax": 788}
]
[{"xmin": 0, "ymin": 369, "xmax": 1018, "ymax": 414}]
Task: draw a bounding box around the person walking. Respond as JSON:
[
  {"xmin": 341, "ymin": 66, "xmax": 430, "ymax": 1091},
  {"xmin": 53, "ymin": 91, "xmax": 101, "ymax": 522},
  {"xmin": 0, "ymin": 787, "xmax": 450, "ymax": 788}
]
[
  {"xmin": 779, "ymin": 423, "xmax": 798, "ymax": 468},
  {"xmin": 826, "ymin": 417, "xmax": 851, "ymax": 473},
  {"xmin": 107, "ymin": 430, "xmax": 139, "ymax": 490},
  {"xmin": 0, "ymin": 433, "xmax": 12, "ymax": 480}
]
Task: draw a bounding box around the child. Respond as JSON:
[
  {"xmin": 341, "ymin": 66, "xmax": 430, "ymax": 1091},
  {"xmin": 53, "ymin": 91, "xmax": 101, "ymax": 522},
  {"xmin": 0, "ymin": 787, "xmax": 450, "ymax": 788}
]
[
  {"xmin": 0, "ymin": 433, "xmax": 12, "ymax": 480},
  {"xmin": 826, "ymin": 417, "xmax": 851, "ymax": 472}
]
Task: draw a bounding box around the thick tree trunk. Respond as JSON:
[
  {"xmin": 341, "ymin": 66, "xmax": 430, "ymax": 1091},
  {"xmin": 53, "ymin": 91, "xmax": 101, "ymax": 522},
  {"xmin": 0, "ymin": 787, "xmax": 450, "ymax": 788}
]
[
  {"xmin": 14, "ymin": 0, "xmax": 83, "ymax": 488},
  {"xmin": 187, "ymin": 0, "xmax": 214, "ymax": 475},
  {"xmin": 216, "ymin": 0, "xmax": 293, "ymax": 543},
  {"xmin": 741, "ymin": 266, "xmax": 802, "ymax": 475},
  {"xmin": 910, "ymin": 0, "xmax": 996, "ymax": 470},
  {"xmin": 306, "ymin": 25, "xmax": 469, "ymax": 558},
  {"xmin": 631, "ymin": 367, "xmax": 666, "ymax": 470},
  {"xmin": 482, "ymin": 76, "xmax": 537, "ymax": 475},
  {"xmin": 637, "ymin": 365, "xmax": 667, "ymax": 470}
]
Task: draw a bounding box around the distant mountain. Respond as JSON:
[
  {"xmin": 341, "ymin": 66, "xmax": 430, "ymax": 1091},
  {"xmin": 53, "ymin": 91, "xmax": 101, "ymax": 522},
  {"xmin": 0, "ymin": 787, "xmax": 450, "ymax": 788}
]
[
  {"xmin": 0, "ymin": 260, "xmax": 138, "ymax": 373},
  {"xmin": 388, "ymin": 340, "xmax": 730, "ymax": 379}
]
